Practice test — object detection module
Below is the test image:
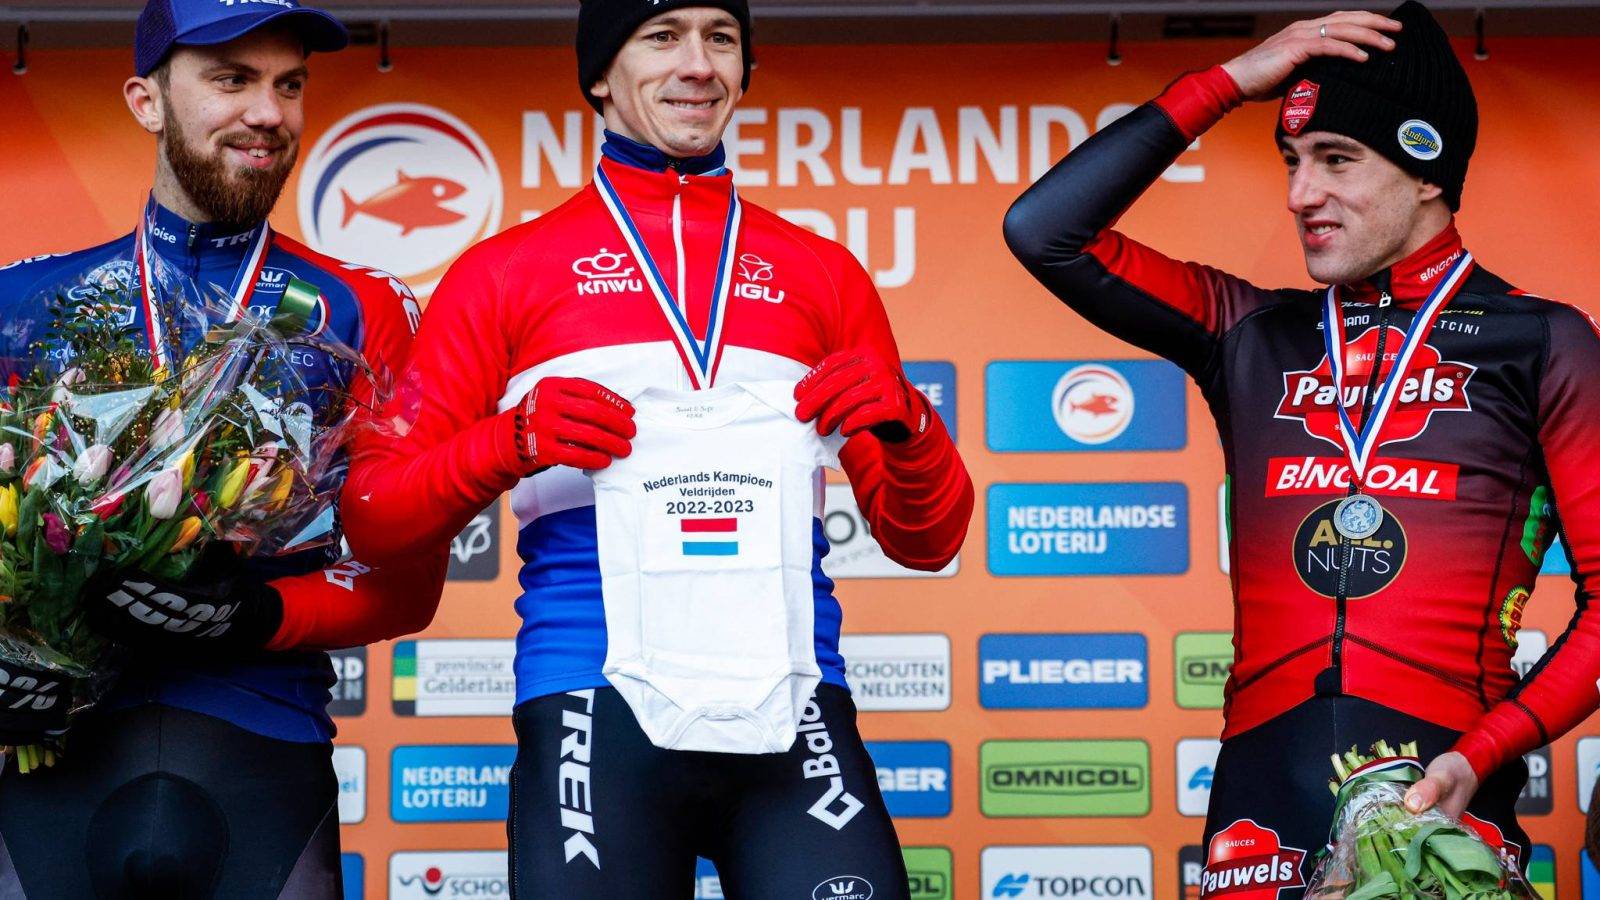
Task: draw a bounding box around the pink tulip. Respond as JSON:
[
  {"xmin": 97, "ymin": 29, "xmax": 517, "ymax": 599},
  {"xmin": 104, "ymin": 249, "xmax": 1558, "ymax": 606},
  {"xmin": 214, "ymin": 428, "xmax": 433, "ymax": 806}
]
[
  {"xmin": 150, "ymin": 408, "xmax": 185, "ymax": 451},
  {"xmin": 50, "ymin": 367, "xmax": 85, "ymax": 403},
  {"xmin": 42, "ymin": 513, "xmax": 71, "ymax": 554},
  {"xmin": 72, "ymin": 445, "xmax": 113, "ymax": 486},
  {"xmin": 145, "ymin": 468, "xmax": 183, "ymax": 520},
  {"xmin": 0, "ymin": 444, "xmax": 13, "ymax": 474}
]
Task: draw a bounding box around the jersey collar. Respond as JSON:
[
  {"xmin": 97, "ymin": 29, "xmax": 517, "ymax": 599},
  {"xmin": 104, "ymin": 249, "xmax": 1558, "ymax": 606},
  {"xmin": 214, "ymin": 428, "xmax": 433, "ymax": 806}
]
[
  {"xmin": 143, "ymin": 196, "xmax": 267, "ymax": 268},
  {"xmin": 1341, "ymin": 222, "xmax": 1468, "ymax": 308},
  {"xmin": 600, "ymin": 130, "xmax": 728, "ymax": 176}
]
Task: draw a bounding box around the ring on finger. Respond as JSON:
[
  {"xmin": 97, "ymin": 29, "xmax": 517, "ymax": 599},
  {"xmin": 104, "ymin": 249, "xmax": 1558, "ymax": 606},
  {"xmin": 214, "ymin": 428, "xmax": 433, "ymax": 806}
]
[{"xmin": 1319, "ymin": 23, "xmax": 1328, "ymax": 38}]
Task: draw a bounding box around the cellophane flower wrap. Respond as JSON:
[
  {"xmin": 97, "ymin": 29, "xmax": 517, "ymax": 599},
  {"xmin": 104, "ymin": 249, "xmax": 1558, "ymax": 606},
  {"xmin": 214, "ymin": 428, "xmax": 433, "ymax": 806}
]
[
  {"xmin": 0, "ymin": 249, "xmax": 385, "ymax": 753},
  {"xmin": 1305, "ymin": 742, "xmax": 1537, "ymax": 900}
]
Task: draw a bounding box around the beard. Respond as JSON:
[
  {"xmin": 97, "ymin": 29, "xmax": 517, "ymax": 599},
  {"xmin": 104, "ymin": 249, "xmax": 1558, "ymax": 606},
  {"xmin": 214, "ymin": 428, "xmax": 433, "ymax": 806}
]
[{"xmin": 161, "ymin": 105, "xmax": 297, "ymax": 229}]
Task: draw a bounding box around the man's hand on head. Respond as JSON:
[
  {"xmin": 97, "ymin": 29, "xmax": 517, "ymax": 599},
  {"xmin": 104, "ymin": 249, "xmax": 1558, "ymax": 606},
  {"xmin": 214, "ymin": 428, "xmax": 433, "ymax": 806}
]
[{"xmin": 1222, "ymin": 12, "xmax": 1402, "ymax": 101}]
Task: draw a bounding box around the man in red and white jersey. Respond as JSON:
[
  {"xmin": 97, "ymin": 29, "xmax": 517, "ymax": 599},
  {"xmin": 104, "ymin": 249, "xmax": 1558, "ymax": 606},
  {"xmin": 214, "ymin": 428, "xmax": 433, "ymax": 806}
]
[{"xmin": 341, "ymin": 1, "xmax": 973, "ymax": 896}]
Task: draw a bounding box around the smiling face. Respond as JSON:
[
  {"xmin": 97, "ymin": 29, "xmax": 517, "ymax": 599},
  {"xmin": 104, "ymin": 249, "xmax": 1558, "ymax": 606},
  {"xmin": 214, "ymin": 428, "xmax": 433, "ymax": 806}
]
[
  {"xmin": 590, "ymin": 9, "xmax": 744, "ymax": 159},
  {"xmin": 1281, "ymin": 131, "xmax": 1449, "ymax": 286},
  {"xmin": 127, "ymin": 25, "xmax": 308, "ymax": 226}
]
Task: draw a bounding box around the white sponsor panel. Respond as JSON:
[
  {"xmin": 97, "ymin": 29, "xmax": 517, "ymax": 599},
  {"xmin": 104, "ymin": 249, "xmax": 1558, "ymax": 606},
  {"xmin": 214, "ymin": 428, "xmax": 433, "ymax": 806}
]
[
  {"xmin": 982, "ymin": 845, "xmax": 1153, "ymax": 898},
  {"xmin": 390, "ymin": 851, "xmax": 509, "ymax": 898},
  {"xmin": 1510, "ymin": 629, "xmax": 1548, "ymax": 679},
  {"xmin": 839, "ymin": 633, "xmax": 951, "ymax": 711},
  {"xmin": 1176, "ymin": 739, "xmax": 1221, "ymax": 817},
  {"xmin": 409, "ymin": 639, "xmax": 517, "ymax": 716},
  {"xmin": 332, "ymin": 745, "xmax": 366, "ymax": 825},
  {"xmin": 821, "ymin": 484, "xmax": 958, "ymax": 579},
  {"xmin": 1218, "ymin": 483, "xmax": 1229, "ymax": 575},
  {"xmin": 1579, "ymin": 737, "xmax": 1600, "ymax": 814}
]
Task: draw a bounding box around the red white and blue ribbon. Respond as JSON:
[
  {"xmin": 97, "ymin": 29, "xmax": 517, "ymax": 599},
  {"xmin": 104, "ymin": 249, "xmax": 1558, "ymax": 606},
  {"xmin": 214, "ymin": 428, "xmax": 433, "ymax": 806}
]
[
  {"xmin": 1320, "ymin": 251, "xmax": 1473, "ymax": 482},
  {"xmin": 134, "ymin": 199, "xmax": 273, "ymax": 370},
  {"xmin": 594, "ymin": 164, "xmax": 741, "ymax": 390}
]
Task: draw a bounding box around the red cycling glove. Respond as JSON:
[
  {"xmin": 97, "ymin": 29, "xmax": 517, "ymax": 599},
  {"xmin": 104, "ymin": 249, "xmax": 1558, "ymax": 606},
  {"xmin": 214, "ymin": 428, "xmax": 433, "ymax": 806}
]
[
  {"xmin": 794, "ymin": 350, "xmax": 929, "ymax": 443},
  {"xmin": 512, "ymin": 377, "xmax": 637, "ymax": 472}
]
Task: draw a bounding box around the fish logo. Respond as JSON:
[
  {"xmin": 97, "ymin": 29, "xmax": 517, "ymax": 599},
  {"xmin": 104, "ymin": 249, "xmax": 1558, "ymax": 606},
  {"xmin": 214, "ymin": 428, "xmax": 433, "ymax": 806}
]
[
  {"xmin": 298, "ymin": 103, "xmax": 503, "ymax": 295},
  {"xmin": 1051, "ymin": 363, "xmax": 1136, "ymax": 445},
  {"xmin": 341, "ymin": 171, "xmax": 468, "ymax": 236}
]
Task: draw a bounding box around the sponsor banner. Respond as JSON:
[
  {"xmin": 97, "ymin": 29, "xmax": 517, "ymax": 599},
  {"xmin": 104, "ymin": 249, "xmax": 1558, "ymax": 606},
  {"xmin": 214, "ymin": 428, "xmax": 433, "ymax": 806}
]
[
  {"xmin": 1202, "ymin": 819, "xmax": 1308, "ymax": 900},
  {"xmin": 341, "ymin": 854, "xmax": 363, "ymax": 900},
  {"xmin": 1511, "ymin": 630, "xmax": 1550, "ymax": 679},
  {"xmin": 389, "ymin": 851, "xmax": 508, "ymax": 898},
  {"xmin": 695, "ymin": 857, "xmax": 725, "ymax": 899},
  {"xmin": 822, "ymin": 484, "xmax": 960, "ymax": 579},
  {"xmin": 1518, "ymin": 747, "xmax": 1553, "ymax": 816},
  {"xmin": 1218, "ymin": 483, "xmax": 1230, "ymax": 575},
  {"xmin": 1176, "ymin": 739, "xmax": 1221, "ymax": 817},
  {"xmin": 982, "ymin": 845, "xmax": 1154, "ymax": 899},
  {"xmin": 1528, "ymin": 845, "xmax": 1554, "ymax": 900},
  {"xmin": 979, "ymin": 633, "xmax": 1148, "ymax": 709},
  {"xmin": 865, "ymin": 740, "xmax": 952, "ymax": 818},
  {"xmin": 840, "ymin": 633, "xmax": 952, "ymax": 712},
  {"xmin": 332, "ymin": 745, "xmax": 367, "ymax": 825},
  {"xmin": 1263, "ymin": 456, "xmax": 1458, "ymax": 501},
  {"xmin": 985, "ymin": 360, "xmax": 1186, "ymax": 452},
  {"xmin": 1174, "ymin": 632, "xmax": 1233, "ymax": 710},
  {"xmin": 980, "ymin": 740, "xmax": 1150, "ymax": 817},
  {"xmin": 1579, "ymin": 737, "xmax": 1599, "ymax": 813},
  {"xmin": 328, "ymin": 646, "xmax": 367, "ymax": 717},
  {"xmin": 1180, "ymin": 846, "xmax": 1205, "ymax": 900},
  {"xmin": 448, "ymin": 500, "xmax": 501, "ymax": 581},
  {"xmin": 1584, "ymin": 847, "xmax": 1600, "ymax": 900},
  {"xmin": 988, "ymin": 483, "xmax": 1189, "ymax": 576},
  {"xmin": 904, "ymin": 846, "xmax": 954, "ymax": 900},
  {"xmin": 392, "ymin": 639, "xmax": 516, "ymax": 716},
  {"xmin": 390, "ymin": 745, "xmax": 516, "ymax": 823},
  {"xmin": 1541, "ymin": 536, "xmax": 1572, "ymax": 576},
  {"xmin": 904, "ymin": 361, "xmax": 958, "ymax": 442}
]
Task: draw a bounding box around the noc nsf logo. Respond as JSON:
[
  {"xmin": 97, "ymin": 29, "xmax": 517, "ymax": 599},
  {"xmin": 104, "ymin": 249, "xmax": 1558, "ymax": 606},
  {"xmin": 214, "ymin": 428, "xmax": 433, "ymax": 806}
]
[{"xmin": 298, "ymin": 103, "xmax": 504, "ymax": 296}]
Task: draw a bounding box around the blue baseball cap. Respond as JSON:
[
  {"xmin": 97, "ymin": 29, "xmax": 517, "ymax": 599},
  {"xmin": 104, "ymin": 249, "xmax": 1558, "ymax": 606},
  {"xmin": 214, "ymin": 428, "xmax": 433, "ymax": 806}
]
[{"xmin": 135, "ymin": 0, "xmax": 350, "ymax": 77}]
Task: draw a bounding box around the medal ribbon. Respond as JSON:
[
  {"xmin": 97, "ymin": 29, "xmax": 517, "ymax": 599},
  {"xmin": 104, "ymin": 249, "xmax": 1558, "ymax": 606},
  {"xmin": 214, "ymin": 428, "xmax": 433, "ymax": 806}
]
[
  {"xmin": 594, "ymin": 164, "xmax": 741, "ymax": 390},
  {"xmin": 134, "ymin": 198, "xmax": 274, "ymax": 370},
  {"xmin": 1320, "ymin": 251, "xmax": 1474, "ymax": 482}
]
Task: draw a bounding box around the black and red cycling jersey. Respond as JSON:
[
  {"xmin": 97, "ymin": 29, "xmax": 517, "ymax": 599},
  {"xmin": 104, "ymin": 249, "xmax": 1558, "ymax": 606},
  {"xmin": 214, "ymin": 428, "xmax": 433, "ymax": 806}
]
[{"xmin": 1004, "ymin": 65, "xmax": 1600, "ymax": 782}]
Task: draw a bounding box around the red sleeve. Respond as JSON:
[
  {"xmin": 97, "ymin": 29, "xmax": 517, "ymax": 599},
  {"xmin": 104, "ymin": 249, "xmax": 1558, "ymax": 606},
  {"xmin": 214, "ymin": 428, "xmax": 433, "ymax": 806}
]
[
  {"xmin": 339, "ymin": 239, "xmax": 529, "ymax": 565},
  {"xmin": 269, "ymin": 264, "xmax": 447, "ymax": 649},
  {"xmin": 1153, "ymin": 65, "xmax": 1243, "ymax": 144},
  {"xmin": 1453, "ymin": 303, "xmax": 1600, "ymax": 779},
  {"xmin": 827, "ymin": 243, "xmax": 974, "ymax": 571}
]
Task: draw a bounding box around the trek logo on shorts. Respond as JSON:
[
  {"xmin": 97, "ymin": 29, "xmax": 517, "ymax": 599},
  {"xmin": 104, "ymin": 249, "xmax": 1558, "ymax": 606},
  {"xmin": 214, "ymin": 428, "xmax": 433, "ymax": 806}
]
[
  {"xmin": 1201, "ymin": 820, "xmax": 1306, "ymax": 899},
  {"xmin": 558, "ymin": 690, "xmax": 601, "ymax": 868}
]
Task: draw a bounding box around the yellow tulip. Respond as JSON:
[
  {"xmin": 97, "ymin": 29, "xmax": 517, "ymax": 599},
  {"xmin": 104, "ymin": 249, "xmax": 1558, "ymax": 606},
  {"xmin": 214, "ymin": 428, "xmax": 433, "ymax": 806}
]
[
  {"xmin": 0, "ymin": 484, "xmax": 18, "ymax": 537},
  {"xmin": 169, "ymin": 516, "xmax": 204, "ymax": 554},
  {"xmin": 177, "ymin": 450, "xmax": 196, "ymax": 489},
  {"xmin": 267, "ymin": 469, "xmax": 295, "ymax": 507},
  {"xmin": 217, "ymin": 460, "xmax": 252, "ymax": 509}
]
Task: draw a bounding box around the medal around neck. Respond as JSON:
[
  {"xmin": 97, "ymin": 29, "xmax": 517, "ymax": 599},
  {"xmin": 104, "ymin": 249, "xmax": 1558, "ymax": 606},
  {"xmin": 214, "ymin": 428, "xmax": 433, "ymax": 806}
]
[{"xmin": 1334, "ymin": 494, "xmax": 1385, "ymax": 541}]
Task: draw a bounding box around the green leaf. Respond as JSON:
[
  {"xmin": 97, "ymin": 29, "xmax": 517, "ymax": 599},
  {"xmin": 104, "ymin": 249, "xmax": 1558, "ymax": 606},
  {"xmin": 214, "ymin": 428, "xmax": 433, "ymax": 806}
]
[
  {"xmin": 1425, "ymin": 835, "xmax": 1504, "ymax": 878},
  {"xmin": 1404, "ymin": 822, "xmax": 1454, "ymax": 879},
  {"xmin": 1346, "ymin": 872, "xmax": 1401, "ymax": 900}
]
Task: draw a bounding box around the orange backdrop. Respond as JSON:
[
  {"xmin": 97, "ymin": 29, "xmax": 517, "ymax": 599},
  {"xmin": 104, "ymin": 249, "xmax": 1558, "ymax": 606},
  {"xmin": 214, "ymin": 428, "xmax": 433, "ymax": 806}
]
[{"xmin": 3, "ymin": 35, "xmax": 1598, "ymax": 900}]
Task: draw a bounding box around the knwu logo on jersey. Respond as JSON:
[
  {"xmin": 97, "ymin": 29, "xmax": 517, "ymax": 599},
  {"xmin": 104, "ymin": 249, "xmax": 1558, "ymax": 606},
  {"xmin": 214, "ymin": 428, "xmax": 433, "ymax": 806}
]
[
  {"xmin": 390, "ymin": 851, "xmax": 507, "ymax": 898},
  {"xmin": 572, "ymin": 248, "xmax": 644, "ymax": 296},
  {"xmin": 299, "ymin": 103, "xmax": 503, "ymax": 294},
  {"xmin": 986, "ymin": 360, "xmax": 1186, "ymax": 452},
  {"xmin": 979, "ymin": 633, "xmax": 1147, "ymax": 709},
  {"xmin": 982, "ymin": 845, "xmax": 1153, "ymax": 899}
]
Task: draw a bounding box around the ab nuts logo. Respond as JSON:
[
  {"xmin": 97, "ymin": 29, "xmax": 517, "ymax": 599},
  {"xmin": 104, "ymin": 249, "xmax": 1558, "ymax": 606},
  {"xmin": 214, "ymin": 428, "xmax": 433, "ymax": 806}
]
[
  {"xmin": 1292, "ymin": 499, "xmax": 1407, "ymax": 599},
  {"xmin": 1276, "ymin": 327, "xmax": 1475, "ymax": 452},
  {"xmin": 1201, "ymin": 820, "xmax": 1306, "ymax": 900}
]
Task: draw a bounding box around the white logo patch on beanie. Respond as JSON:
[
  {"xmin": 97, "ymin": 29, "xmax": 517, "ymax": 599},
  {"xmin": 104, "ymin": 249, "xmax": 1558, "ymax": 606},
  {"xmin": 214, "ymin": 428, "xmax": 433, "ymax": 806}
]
[{"xmin": 1398, "ymin": 119, "xmax": 1443, "ymax": 161}]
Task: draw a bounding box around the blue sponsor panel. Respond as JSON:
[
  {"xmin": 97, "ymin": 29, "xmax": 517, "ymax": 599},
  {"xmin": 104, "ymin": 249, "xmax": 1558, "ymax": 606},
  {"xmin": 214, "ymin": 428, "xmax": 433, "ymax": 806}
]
[
  {"xmin": 694, "ymin": 857, "xmax": 724, "ymax": 899},
  {"xmin": 988, "ymin": 482, "xmax": 1189, "ymax": 576},
  {"xmin": 341, "ymin": 854, "xmax": 363, "ymax": 899},
  {"xmin": 390, "ymin": 745, "xmax": 516, "ymax": 823},
  {"xmin": 1542, "ymin": 536, "xmax": 1571, "ymax": 576},
  {"xmin": 1585, "ymin": 848, "xmax": 1600, "ymax": 900},
  {"xmin": 979, "ymin": 633, "xmax": 1149, "ymax": 709},
  {"xmin": 985, "ymin": 360, "xmax": 1186, "ymax": 452},
  {"xmin": 904, "ymin": 361, "xmax": 957, "ymax": 442},
  {"xmin": 864, "ymin": 741, "xmax": 952, "ymax": 818}
]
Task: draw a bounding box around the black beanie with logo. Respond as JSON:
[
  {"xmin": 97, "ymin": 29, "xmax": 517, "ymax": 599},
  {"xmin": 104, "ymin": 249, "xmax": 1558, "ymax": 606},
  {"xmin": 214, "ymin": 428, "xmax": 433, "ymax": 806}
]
[
  {"xmin": 577, "ymin": 0, "xmax": 754, "ymax": 114},
  {"xmin": 1275, "ymin": 1, "xmax": 1478, "ymax": 211}
]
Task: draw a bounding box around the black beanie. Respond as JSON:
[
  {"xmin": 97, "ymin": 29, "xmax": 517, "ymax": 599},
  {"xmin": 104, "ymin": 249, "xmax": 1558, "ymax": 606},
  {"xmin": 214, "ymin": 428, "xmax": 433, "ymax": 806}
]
[
  {"xmin": 577, "ymin": 0, "xmax": 754, "ymax": 114},
  {"xmin": 1275, "ymin": 1, "xmax": 1478, "ymax": 211}
]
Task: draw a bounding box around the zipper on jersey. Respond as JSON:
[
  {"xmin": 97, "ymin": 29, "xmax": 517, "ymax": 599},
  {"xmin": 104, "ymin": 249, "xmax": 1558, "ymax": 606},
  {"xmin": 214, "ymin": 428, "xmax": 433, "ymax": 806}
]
[
  {"xmin": 671, "ymin": 177, "xmax": 688, "ymax": 317},
  {"xmin": 1323, "ymin": 287, "xmax": 1393, "ymax": 695}
]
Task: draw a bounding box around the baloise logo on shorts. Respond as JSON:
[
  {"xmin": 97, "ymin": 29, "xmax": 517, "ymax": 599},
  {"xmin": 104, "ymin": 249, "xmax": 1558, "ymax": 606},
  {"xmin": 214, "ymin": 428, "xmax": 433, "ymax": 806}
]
[
  {"xmin": 1292, "ymin": 499, "xmax": 1407, "ymax": 598},
  {"xmin": 980, "ymin": 740, "xmax": 1150, "ymax": 817}
]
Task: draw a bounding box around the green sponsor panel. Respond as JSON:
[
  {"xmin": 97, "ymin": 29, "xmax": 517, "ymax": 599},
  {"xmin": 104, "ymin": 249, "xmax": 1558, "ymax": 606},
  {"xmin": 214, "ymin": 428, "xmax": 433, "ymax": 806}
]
[
  {"xmin": 902, "ymin": 846, "xmax": 952, "ymax": 900},
  {"xmin": 1174, "ymin": 632, "xmax": 1233, "ymax": 709},
  {"xmin": 979, "ymin": 739, "xmax": 1150, "ymax": 817}
]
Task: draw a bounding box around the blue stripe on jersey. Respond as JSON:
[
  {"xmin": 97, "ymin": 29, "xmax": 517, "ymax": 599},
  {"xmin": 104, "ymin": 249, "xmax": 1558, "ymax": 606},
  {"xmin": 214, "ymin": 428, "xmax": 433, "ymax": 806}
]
[{"xmin": 512, "ymin": 505, "xmax": 847, "ymax": 705}]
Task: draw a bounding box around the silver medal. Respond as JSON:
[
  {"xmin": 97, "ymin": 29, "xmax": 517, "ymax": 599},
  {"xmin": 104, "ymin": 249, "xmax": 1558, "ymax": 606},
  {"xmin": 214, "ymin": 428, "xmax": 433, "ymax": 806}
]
[{"xmin": 1334, "ymin": 494, "xmax": 1385, "ymax": 540}]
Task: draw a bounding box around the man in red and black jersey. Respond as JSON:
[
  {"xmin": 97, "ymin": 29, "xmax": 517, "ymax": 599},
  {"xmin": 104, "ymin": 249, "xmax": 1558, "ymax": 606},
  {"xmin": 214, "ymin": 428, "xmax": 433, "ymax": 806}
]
[{"xmin": 1008, "ymin": 1, "xmax": 1600, "ymax": 891}]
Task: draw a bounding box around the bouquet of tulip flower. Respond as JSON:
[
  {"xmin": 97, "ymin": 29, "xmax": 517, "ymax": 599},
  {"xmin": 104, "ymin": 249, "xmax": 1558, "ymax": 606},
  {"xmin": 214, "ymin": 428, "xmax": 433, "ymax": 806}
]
[
  {"xmin": 1304, "ymin": 741, "xmax": 1537, "ymax": 900},
  {"xmin": 0, "ymin": 261, "xmax": 379, "ymax": 757}
]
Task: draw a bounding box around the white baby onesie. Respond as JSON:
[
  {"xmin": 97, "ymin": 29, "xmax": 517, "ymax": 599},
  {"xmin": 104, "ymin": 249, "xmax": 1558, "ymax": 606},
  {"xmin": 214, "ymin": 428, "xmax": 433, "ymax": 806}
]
[{"xmin": 591, "ymin": 380, "xmax": 843, "ymax": 754}]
